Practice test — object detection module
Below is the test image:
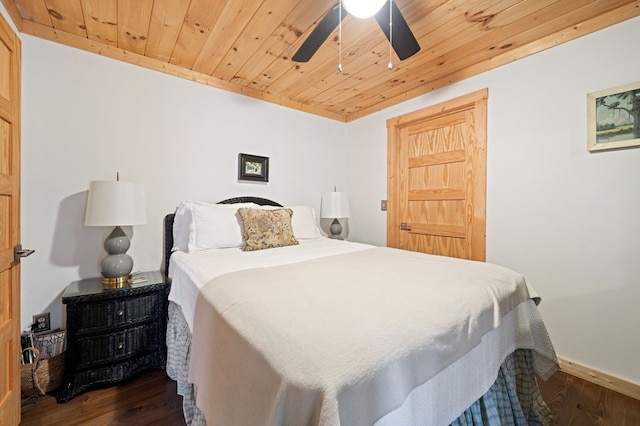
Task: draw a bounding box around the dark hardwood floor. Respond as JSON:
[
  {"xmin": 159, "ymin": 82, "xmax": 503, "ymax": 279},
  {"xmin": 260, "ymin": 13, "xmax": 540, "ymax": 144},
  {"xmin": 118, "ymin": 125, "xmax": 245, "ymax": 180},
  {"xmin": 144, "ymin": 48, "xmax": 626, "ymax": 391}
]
[
  {"xmin": 537, "ymin": 371, "xmax": 640, "ymax": 425},
  {"xmin": 20, "ymin": 369, "xmax": 185, "ymax": 426},
  {"xmin": 20, "ymin": 369, "xmax": 640, "ymax": 425}
]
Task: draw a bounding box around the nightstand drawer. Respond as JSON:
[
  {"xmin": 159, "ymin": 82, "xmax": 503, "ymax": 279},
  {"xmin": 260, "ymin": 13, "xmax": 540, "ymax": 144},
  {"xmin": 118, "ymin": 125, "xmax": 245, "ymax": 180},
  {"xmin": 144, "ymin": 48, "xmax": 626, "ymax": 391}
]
[
  {"xmin": 74, "ymin": 293, "xmax": 161, "ymax": 334},
  {"xmin": 60, "ymin": 351, "xmax": 165, "ymax": 402},
  {"xmin": 76, "ymin": 322, "xmax": 160, "ymax": 368}
]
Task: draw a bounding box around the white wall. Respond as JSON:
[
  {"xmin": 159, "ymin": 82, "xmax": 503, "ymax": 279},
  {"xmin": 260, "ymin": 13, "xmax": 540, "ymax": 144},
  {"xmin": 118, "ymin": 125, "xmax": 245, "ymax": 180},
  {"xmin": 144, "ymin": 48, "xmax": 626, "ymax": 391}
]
[
  {"xmin": 346, "ymin": 17, "xmax": 640, "ymax": 384},
  {"xmin": 19, "ymin": 34, "xmax": 348, "ymax": 333}
]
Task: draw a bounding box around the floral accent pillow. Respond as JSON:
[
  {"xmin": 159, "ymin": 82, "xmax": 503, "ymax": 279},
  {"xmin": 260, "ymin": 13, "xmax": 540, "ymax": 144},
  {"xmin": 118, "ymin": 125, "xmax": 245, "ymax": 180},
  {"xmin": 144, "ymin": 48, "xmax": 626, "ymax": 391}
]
[{"xmin": 237, "ymin": 208, "xmax": 299, "ymax": 251}]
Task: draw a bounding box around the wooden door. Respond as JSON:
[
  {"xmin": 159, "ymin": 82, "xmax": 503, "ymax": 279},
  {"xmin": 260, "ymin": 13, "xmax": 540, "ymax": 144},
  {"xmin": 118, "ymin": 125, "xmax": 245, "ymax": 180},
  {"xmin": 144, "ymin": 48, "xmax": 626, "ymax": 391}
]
[
  {"xmin": 0, "ymin": 11, "xmax": 21, "ymax": 426},
  {"xmin": 387, "ymin": 89, "xmax": 487, "ymax": 261}
]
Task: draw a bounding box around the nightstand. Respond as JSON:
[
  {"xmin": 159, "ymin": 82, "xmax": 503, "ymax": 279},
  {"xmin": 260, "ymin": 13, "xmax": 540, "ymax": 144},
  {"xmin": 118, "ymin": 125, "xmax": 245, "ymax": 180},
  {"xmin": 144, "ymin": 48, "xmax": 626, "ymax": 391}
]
[{"xmin": 58, "ymin": 271, "xmax": 169, "ymax": 402}]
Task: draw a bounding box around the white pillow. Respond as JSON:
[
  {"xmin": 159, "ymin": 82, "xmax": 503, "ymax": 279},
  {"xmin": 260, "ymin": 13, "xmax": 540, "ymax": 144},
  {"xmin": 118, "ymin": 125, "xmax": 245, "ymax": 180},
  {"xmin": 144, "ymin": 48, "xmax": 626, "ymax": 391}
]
[
  {"xmin": 172, "ymin": 201, "xmax": 258, "ymax": 251},
  {"xmin": 189, "ymin": 202, "xmax": 258, "ymax": 250},
  {"xmin": 172, "ymin": 200, "xmax": 213, "ymax": 252},
  {"xmin": 289, "ymin": 206, "xmax": 324, "ymax": 239},
  {"xmin": 254, "ymin": 204, "xmax": 323, "ymax": 239}
]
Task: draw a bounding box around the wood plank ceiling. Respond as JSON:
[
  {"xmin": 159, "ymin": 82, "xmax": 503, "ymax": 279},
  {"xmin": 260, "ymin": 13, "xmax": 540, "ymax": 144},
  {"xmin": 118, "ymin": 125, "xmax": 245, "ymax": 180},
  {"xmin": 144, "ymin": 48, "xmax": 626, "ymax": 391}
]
[{"xmin": 2, "ymin": 0, "xmax": 639, "ymax": 122}]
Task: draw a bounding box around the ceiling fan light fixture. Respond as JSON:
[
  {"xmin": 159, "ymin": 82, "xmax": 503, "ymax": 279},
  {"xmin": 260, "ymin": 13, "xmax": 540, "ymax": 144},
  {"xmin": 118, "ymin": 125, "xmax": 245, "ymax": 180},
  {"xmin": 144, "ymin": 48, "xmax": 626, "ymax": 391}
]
[{"xmin": 343, "ymin": 0, "xmax": 387, "ymax": 19}]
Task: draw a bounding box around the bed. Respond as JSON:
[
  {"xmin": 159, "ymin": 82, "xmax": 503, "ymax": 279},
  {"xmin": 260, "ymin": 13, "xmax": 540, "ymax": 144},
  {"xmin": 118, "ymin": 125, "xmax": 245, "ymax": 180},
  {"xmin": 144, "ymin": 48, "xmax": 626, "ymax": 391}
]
[{"xmin": 164, "ymin": 197, "xmax": 558, "ymax": 426}]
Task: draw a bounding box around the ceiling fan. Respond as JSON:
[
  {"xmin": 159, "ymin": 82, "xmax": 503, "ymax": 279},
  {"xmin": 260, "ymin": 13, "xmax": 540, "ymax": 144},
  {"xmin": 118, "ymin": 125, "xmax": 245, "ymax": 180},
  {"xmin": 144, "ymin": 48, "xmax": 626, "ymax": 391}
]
[{"xmin": 292, "ymin": 0, "xmax": 420, "ymax": 63}]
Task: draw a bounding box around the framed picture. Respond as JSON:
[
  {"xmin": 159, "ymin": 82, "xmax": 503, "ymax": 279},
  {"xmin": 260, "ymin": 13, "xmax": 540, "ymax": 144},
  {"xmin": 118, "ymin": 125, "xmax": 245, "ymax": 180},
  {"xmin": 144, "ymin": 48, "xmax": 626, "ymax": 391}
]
[
  {"xmin": 587, "ymin": 81, "xmax": 640, "ymax": 152},
  {"xmin": 238, "ymin": 153, "xmax": 269, "ymax": 182}
]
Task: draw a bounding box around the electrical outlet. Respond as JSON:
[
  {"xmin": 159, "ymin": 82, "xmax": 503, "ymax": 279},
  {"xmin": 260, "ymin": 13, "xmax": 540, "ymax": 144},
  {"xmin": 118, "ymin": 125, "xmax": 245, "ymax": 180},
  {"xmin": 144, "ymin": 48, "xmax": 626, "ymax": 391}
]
[{"xmin": 33, "ymin": 312, "xmax": 51, "ymax": 333}]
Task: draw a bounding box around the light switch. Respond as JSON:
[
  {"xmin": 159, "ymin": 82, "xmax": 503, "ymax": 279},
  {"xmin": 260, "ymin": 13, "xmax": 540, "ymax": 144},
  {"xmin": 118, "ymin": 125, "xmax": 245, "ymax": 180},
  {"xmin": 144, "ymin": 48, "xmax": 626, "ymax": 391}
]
[{"xmin": 381, "ymin": 200, "xmax": 387, "ymax": 211}]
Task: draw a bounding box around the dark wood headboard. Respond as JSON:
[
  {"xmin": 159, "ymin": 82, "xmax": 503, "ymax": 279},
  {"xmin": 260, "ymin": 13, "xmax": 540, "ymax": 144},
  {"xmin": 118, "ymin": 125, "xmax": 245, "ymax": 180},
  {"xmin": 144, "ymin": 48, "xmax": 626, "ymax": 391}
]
[{"xmin": 163, "ymin": 197, "xmax": 283, "ymax": 276}]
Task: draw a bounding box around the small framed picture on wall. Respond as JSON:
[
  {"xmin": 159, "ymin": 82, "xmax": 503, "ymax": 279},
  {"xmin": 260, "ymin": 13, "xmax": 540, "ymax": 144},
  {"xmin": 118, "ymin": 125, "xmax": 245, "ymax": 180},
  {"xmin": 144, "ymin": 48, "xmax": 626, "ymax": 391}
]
[
  {"xmin": 587, "ymin": 81, "xmax": 640, "ymax": 152},
  {"xmin": 238, "ymin": 153, "xmax": 269, "ymax": 182}
]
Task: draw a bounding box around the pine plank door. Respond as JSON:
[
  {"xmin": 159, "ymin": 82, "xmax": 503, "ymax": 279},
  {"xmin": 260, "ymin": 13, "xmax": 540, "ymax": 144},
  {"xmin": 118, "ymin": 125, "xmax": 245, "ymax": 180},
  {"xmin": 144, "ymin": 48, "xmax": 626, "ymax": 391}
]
[
  {"xmin": 0, "ymin": 11, "xmax": 21, "ymax": 426},
  {"xmin": 387, "ymin": 89, "xmax": 487, "ymax": 261}
]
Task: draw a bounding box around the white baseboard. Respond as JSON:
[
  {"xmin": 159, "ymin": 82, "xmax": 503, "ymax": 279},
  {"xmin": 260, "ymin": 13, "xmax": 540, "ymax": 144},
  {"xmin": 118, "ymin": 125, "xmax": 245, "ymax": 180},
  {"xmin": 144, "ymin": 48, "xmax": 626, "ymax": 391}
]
[{"xmin": 558, "ymin": 357, "xmax": 640, "ymax": 401}]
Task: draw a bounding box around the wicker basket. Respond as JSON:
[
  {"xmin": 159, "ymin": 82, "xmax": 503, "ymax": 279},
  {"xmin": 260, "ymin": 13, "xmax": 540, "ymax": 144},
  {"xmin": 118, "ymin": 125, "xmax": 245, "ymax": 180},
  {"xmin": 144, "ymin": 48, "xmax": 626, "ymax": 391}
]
[{"xmin": 21, "ymin": 347, "xmax": 65, "ymax": 396}]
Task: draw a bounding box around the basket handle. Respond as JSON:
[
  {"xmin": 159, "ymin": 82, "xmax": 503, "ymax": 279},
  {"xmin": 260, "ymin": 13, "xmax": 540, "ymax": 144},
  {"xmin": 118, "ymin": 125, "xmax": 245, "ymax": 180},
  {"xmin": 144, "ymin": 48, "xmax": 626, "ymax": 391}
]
[{"xmin": 22, "ymin": 346, "xmax": 41, "ymax": 369}]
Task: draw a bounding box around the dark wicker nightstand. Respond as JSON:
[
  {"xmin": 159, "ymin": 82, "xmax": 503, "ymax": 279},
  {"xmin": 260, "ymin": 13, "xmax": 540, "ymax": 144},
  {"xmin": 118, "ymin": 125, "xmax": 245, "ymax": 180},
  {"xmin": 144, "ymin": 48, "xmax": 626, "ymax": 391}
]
[{"xmin": 58, "ymin": 271, "xmax": 169, "ymax": 402}]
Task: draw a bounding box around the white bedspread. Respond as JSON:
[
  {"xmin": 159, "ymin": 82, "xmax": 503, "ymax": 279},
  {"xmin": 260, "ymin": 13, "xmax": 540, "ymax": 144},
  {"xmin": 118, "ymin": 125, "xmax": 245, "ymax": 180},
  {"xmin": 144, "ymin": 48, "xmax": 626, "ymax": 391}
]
[
  {"xmin": 169, "ymin": 238, "xmax": 373, "ymax": 332},
  {"xmin": 187, "ymin": 246, "xmax": 554, "ymax": 426}
]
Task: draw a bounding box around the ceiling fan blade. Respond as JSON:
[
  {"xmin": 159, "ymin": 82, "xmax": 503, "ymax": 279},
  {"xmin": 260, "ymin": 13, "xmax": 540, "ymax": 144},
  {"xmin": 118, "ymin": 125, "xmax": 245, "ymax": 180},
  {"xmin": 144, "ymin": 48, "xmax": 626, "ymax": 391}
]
[
  {"xmin": 375, "ymin": 1, "xmax": 420, "ymax": 60},
  {"xmin": 292, "ymin": 4, "xmax": 345, "ymax": 63}
]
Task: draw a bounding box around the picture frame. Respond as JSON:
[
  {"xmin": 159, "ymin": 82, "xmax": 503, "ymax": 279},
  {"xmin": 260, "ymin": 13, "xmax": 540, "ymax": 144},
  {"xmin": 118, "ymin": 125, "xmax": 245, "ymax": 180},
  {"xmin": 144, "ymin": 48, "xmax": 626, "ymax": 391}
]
[
  {"xmin": 587, "ymin": 81, "xmax": 640, "ymax": 152},
  {"xmin": 238, "ymin": 153, "xmax": 269, "ymax": 182}
]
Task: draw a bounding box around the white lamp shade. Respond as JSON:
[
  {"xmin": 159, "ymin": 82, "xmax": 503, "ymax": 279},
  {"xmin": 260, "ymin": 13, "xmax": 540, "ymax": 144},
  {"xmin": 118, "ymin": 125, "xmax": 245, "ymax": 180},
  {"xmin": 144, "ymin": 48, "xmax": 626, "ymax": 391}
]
[
  {"xmin": 321, "ymin": 192, "xmax": 350, "ymax": 218},
  {"xmin": 343, "ymin": 0, "xmax": 387, "ymax": 18},
  {"xmin": 85, "ymin": 181, "xmax": 147, "ymax": 226}
]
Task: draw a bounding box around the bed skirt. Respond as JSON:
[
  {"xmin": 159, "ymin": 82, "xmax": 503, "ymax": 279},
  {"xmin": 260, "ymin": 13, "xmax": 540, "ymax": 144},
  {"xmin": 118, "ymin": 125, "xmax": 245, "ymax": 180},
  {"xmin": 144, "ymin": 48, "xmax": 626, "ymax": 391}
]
[{"xmin": 166, "ymin": 302, "xmax": 554, "ymax": 426}]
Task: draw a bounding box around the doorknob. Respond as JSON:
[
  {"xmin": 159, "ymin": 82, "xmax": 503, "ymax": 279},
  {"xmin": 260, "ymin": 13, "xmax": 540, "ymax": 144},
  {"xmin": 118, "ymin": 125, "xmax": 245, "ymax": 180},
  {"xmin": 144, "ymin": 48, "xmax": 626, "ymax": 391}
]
[
  {"xmin": 14, "ymin": 245, "xmax": 35, "ymax": 260},
  {"xmin": 400, "ymin": 222, "xmax": 411, "ymax": 231}
]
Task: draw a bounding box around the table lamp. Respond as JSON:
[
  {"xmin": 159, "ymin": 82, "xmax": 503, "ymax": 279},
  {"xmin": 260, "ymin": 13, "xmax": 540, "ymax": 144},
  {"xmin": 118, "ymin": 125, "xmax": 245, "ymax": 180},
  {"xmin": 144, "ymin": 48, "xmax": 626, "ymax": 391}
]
[
  {"xmin": 85, "ymin": 178, "xmax": 146, "ymax": 287},
  {"xmin": 321, "ymin": 190, "xmax": 350, "ymax": 240}
]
